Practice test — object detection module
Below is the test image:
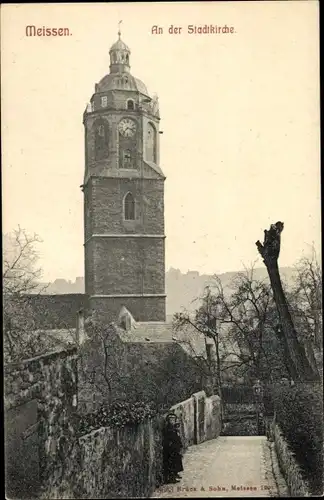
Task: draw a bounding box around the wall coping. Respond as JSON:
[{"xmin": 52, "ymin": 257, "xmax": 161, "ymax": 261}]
[
  {"xmin": 191, "ymin": 390, "xmax": 206, "ymax": 399},
  {"xmin": 172, "ymin": 396, "xmax": 194, "ymax": 409},
  {"xmin": 5, "ymin": 346, "xmax": 78, "ymax": 373},
  {"xmin": 79, "ymin": 425, "xmax": 114, "ymax": 443},
  {"xmin": 25, "ymin": 293, "xmax": 85, "ymax": 299},
  {"xmin": 208, "ymin": 395, "xmax": 221, "ymax": 402},
  {"xmin": 78, "ymin": 418, "xmax": 155, "ymax": 442}
]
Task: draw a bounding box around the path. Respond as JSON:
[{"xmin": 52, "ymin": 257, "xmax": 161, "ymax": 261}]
[{"xmin": 152, "ymin": 436, "xmax": 287, "ymax": 498}]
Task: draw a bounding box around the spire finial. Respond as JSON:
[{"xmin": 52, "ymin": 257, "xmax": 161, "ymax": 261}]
[{"xmin": 118, "ymin": 20, "xmax": 122, "ymax": 39}]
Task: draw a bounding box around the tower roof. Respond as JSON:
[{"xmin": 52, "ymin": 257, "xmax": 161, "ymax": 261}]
[
  {"xmin": 108, "ymin": 23, "xmax": 131, "ymax": 75},
  {"xmin": 109, "ymin": 37, "xmax": 130, "ymax": 53},
  {"xmin": 95, "ymin": 29, "xmax": 150, "ymax": 98},
  {"xmin": 89, "ymin": 29, "xmax": 159, "ymax": 111},
  {"xmin": 96, "ymin": 72, "xmax": 149, "ymax": 96}
]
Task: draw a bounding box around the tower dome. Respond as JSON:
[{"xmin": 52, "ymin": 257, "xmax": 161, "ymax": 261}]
[
  {"xmin": 109, "ymin": 29, "xmax": 131, "ymax": 74},
  {"xmin": 110, "ymin": 38, "xmax": 130, "ymax": 52},
  {"xmin": 87, "ymin": 28, "xmax": 159, "ymax": 115}
]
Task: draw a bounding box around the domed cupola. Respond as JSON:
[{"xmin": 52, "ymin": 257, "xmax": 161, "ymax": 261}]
[{"xmin": 109, "ymin": 28, "xmax": 130, "ymax": 74}]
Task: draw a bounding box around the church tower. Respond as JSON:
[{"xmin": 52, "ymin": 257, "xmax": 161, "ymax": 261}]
[{"xmin": 83, "ymin": 30, "xmax": 166, "ymax": 323}]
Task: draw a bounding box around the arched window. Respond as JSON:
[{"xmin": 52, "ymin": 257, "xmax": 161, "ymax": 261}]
[
  {"xmin": 146, "ymin": 122, "xmax": 157, "ymax": 163},
  {"xmin": 94, "ymin": 120, "xmax": 109, "ymax": 160},
  {"xmin": 124, "ymin": 193, "xmax": 135, "ymax": 220},
  {"xmin": 127, "ymin": 99, "xmax": 135, "ymax": 110}
]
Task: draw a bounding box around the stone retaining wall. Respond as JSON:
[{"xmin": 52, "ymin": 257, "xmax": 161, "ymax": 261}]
[
  {"xmin": 44, "ymin": 418, "xmax": 164, "ymax": 499},
  {"xmin": 272, "ymin": 422, "xmax": 311, "ymax": 497},
  {"xmin": 44, "ymin": 391, "xmax": 222, "ymax": 499},
  {"xmin": 4, "ymin": 348, "xmax": 78, "ymax": 499},
  {"xmin": 5, "ymin": 351, "xmax": 221, "ymax": 500}
]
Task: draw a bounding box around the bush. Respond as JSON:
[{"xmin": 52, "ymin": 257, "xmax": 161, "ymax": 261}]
[
  {"xmin": 77, "ymin": 401, "xmax": 158, "ymax": 436},
  {"xmin": 263, "ymin": 384, "xmax": 275, "ymax": 416},
  {"xmin": 272, "ymin": 383, "xmax": 323, "ymax": 495}
]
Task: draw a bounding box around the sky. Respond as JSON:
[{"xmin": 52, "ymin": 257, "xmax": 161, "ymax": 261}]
[{"xmin": 1, "ymin": 1, "xmax": 321, "ymax": 282}]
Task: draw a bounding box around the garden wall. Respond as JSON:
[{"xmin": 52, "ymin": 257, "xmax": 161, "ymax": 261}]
[
  {"xmin": 171, "ymin": 391, "xmax": 222, "ymax": 448},
  {"xmin": 43, "ymin": 418, "xmax": 164, "ymax": 499},
  {"xmin": 44, "ymin": 391, "xmax": 222, "ymax": 499},
  {"xmin": 4, "ymin": 347, "xmax": 78, "ymax": 499},
  {"xmin": 5, "ymin": 346, "xmax": 221, "ymax": 500}
]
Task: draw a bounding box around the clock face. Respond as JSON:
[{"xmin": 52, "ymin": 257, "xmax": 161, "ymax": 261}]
[{"xmin": 118, "ymin": 118, "xmax": 137, "ymax": 138}]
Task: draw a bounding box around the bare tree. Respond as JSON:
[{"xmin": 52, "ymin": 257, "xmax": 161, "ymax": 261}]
[
  {"xmin": 256, "ymin": 222, "xmax": 320, "ymax": 382},
  {"xmin": 77, "ymin": 315, "xmax": 130, "ymax": 412},
  {"xmin": 286, "ymin": 248, "xmax": 322, "ymax": 375},
  {"xmin": 290, "ymin": 248, "xmax": 322, "ymax": 350},
  {"xmin": 221, "ymin": 267, "xmax": 288, "ymax": 383},
  {"xmin": 3, "ymin": 227, "xmax": 50, "ymax": 362},
  {"xmin": 3, "ymin": 226, "xmax": 43, "ymax": 296},
  {"xmin": 173, "ymin": 285, "xmax": 225, "ymax": 399},
  {"xmin": 174, "ymin": 266, "xmax": 289, "ymax": 389}
]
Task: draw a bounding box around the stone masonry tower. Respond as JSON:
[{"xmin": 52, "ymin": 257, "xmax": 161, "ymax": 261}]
[{"xmin": 83, "ymin": 30, "xmax": 166, "ymax": 323}]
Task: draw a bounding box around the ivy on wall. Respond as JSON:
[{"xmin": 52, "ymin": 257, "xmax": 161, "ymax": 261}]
[{"xmin": 77, "ymin": 401, "xmax": 158, "ymax": 436}]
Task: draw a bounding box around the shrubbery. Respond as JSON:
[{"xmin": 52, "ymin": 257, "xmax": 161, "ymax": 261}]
[
  {"xmin": 77, "ymin": 401, "xmax": 158, "ymax": 436},
  {"xmin": 272, "ymin": 383, "xmax": 323, "ymax": 495}
]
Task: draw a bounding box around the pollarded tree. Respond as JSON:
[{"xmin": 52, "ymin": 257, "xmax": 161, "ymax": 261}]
[{"xmin": 256, "ymin": 222, "xmax": 320, "ymax": 382}]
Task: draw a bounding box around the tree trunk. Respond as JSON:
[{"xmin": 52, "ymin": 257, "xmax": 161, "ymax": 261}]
[
  {"xmin": 212, "ymin": 336, "xmax": 224, "ymax": 422},
  {"xmin": 274, "ymin": 324, "xmax": 300, "ymax": 380},
  {"xmin": 256, "ymin": 222, "xmax": 320, "ymax": 382},
  {"xmin": 312, "ymin": 291, "xmax": 323, "ymax": 351}
]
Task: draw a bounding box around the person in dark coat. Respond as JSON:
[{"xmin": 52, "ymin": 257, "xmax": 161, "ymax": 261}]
[{"xmin": 162, "ymin": 413, "xmax": 184, "ymax": 484}]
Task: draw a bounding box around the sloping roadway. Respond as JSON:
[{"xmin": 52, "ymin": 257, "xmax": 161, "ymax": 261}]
[{"xmin": 152, "ymin": 436, "xmax": 287, "ymax": 497}]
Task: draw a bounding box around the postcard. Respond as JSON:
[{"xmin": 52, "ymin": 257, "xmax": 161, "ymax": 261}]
[{"xmin": 2, "ymin": 2, "xmax": 321, "ymax": 498}]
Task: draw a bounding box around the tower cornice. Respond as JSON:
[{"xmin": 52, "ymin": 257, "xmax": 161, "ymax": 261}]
[
  {"xmin": 84, "ymin": 233, "xmax": 166, "ymax": 246},
  {"xmin": 83, "ymin": 107, "xmax": 161, "ymax": 124},
  {"xmin": 82, "ymin": 170, "xmax": 166, "ymax": 186}
]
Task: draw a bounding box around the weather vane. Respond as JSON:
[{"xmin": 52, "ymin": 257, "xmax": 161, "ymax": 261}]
[{"xmin": 118, "ymin": 20, "xmax": 122, "ymax": 39}]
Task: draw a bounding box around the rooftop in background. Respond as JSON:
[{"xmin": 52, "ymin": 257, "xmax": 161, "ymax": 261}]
[
  {"xmin": 34, "ymin": 267, "xmax": 297, "ymax": 316},
  {"xmin": 115, "ymin": 316, "xmax": 241, "ymax": 361}
]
